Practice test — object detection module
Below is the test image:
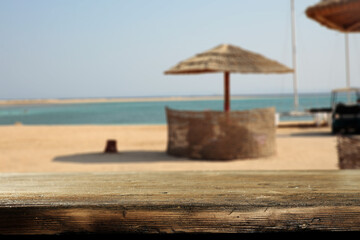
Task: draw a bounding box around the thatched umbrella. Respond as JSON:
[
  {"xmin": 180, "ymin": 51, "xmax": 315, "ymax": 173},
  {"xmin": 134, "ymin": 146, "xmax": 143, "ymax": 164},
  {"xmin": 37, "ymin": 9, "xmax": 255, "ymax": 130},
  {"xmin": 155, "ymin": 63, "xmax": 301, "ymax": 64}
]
[
  {"xmin": 306, "ymin": 0, "xmax": 360, "ymax": 101},
  {"xmin": 306, "ymin": 0, "xmax": 360, "ymax": 32},
  {"xmin": 164, "ymin": 44, "xmax": 293, "ymax": 112}
]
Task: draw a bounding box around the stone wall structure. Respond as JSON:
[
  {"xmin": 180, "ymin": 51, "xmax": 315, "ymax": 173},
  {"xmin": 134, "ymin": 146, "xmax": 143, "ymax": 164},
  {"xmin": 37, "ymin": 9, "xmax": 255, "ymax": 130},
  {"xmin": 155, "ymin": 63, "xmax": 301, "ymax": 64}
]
[
  {"xmin": 166, "ymin": 107, "xmax": 276, "ymax": 160},
  {"xmin": 337, "ymin": 135, "xmax": 360, "ymax": 169}
]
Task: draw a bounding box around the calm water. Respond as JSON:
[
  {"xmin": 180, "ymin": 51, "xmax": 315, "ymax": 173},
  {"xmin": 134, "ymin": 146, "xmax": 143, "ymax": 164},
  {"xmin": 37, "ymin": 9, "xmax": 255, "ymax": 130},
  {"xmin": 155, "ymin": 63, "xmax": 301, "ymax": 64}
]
[{"xmin": 0, "ymin": 94, "xmax": 334, "ymax": 125}]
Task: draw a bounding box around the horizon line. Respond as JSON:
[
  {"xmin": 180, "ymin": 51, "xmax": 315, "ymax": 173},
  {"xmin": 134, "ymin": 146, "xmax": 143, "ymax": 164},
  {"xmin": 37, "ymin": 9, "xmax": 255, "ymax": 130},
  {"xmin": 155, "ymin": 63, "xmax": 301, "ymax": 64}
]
[{"xmin": 0, "ymin": 91, "xmax": 333, "ymax": 101}]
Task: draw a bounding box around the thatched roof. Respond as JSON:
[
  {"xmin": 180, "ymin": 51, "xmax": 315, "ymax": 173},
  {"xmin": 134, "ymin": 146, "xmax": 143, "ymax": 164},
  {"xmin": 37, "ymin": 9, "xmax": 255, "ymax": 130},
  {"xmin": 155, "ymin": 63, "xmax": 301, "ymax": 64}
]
[
  {"xmin": 306, "ymin": 0, "xmax": 360, "ymax": 32},
  {"xmin": 164, "ymin": 44, "xmax": 293, "ymax": 75}
]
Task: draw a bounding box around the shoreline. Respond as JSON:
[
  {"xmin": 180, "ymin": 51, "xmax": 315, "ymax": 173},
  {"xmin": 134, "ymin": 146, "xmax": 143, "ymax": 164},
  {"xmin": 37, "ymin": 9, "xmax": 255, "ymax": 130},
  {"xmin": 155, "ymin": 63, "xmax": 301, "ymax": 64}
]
[{"xmin": 0, "ymin": 121, "xmax": 326, "ymax": 129}]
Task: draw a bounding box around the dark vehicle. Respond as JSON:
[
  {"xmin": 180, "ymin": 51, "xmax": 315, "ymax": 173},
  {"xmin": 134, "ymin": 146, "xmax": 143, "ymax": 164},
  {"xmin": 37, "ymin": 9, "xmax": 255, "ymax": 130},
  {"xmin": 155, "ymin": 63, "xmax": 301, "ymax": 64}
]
[{"xmin": 331, "ymin": 88, "xmax": 360, "ymax": 134}]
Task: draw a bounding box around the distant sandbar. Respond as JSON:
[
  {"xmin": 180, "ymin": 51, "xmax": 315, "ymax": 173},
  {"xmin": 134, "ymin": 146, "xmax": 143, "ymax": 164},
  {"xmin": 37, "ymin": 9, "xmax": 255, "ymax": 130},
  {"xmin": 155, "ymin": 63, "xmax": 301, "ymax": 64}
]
[{"xmin": 0, "ymin": 96, "xmax": 254, "ymax": 106}]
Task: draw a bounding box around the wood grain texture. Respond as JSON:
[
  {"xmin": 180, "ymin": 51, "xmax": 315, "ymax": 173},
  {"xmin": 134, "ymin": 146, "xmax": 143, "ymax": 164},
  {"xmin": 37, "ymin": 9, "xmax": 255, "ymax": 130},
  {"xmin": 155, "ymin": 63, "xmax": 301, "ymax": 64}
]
[{"xmin": 0, "ymin": 171, "xmax": 360, "ymax": 234}]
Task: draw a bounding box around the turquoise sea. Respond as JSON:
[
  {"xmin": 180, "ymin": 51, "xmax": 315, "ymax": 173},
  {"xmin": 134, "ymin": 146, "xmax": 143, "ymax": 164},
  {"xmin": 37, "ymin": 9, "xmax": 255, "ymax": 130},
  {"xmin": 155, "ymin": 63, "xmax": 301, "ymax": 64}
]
[{"xmin": 0, "ymin": 94, "xmax": 334, "ymax": 125}]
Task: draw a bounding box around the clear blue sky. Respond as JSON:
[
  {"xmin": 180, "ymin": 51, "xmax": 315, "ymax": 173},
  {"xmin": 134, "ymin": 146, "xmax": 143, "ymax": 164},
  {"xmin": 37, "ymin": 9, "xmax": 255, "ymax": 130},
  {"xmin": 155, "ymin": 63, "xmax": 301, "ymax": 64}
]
[{"xmin": 0, "ymin": 0, "xmax": 359, "ymax": 99}]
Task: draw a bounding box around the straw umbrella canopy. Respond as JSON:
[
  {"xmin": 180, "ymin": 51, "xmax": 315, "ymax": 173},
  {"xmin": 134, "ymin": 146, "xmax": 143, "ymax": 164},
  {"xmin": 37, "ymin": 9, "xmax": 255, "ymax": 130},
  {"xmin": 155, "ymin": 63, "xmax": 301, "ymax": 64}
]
[
  {"xmin": 164, "ymin": 44, "xmax": 293, "ymax": 112},
  {"xmin": 306, "ymin": 0, "xmax": 360, "ymax": 102},
  {"xmin": 306, "ymin": 0, "xmax": 360, "ymax": 32}
]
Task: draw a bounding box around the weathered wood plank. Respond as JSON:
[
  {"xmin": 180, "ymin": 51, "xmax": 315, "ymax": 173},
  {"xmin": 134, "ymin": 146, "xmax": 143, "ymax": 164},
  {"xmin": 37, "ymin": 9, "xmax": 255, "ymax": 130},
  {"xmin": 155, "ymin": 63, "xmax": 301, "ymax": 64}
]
[{"xmin": 0, "ymin": 171, "xmax": 360, "ymax": 234}]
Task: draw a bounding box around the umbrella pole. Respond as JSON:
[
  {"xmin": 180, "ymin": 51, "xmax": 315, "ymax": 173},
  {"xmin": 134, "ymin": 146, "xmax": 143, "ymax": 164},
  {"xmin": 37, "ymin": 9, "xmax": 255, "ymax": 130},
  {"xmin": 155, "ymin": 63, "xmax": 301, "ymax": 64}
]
[
  {"xmin": 345, "ymin": 33, "xmax": 351, "ymax": 103},
  {"xmin": 224, "ymin": 72, "xmax": 230, "ymax": 112},
  {"xmin": 291, "ymin": 0, "xmax": 299, "ymax": 111}
]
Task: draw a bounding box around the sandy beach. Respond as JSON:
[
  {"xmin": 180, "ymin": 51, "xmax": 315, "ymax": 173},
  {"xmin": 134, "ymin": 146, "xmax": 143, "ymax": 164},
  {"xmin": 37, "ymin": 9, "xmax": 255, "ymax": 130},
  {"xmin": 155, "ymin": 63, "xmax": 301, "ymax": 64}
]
[{"xmin": 0, "ymin": 124, "xmax": 338, "ymax": 173}]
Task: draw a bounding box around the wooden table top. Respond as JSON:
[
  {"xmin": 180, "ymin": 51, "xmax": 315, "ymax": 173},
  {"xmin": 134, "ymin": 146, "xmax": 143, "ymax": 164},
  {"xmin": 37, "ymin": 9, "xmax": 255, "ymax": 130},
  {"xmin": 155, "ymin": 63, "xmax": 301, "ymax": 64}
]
[{"xmin": 1, "ymin": 170, "xmax": 359, "ymax": 234}]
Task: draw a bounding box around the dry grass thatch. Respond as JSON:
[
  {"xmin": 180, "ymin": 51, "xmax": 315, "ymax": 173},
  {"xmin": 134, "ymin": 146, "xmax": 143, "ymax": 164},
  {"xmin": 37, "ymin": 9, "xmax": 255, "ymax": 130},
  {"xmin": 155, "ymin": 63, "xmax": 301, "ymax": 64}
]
[
  {"xmin": 306, "ymin": 0, "xmax": 360, "ymax": 32},
  {"xmin": 164, "ymin": 44, "xmax": 293, "ymax": 75},
  {"xmin": 166, "ymin": 107, "xmax": 276, "ymax": 160}
]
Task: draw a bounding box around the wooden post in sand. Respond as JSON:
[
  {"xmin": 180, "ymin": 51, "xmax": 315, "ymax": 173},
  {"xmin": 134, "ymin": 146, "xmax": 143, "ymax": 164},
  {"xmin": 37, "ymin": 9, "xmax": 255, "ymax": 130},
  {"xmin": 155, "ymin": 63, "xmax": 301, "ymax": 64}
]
[{"xmin": 104, "ymin": 139, "xmax": 117, "ymax": 153}]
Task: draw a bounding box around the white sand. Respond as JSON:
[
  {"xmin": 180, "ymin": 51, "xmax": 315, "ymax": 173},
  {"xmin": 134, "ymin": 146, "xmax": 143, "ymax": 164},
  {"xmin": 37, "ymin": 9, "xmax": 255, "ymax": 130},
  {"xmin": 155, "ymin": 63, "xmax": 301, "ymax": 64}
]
[{"xmin": 0, "ymin": 125, "xmax": 338, "ymax": 173}]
